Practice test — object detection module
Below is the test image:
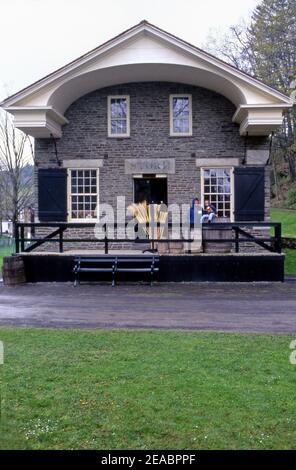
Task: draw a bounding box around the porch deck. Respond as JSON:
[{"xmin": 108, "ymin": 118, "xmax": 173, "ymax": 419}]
[
  {"xmin": 13, "ymin": 221, "xmax": 284, "ymax": 283},
  {"xmin": 20, "ymin": 251, "xmax": 284, "ymax": 283}
]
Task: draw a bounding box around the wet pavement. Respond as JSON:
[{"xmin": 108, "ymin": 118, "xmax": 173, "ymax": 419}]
[{"xmin": 0, "ymin": 281, "xmax": 295, "ymax": 333}]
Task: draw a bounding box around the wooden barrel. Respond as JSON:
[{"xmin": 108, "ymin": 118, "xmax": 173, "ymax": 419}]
[
  {"xmin": 2, "ymin": 256, "xmax": 26, "ymax": 286},
  {"xmin": 168, "ymin": 241, "xmax": 184, "ymax": 254},
  {"xmin": 157, "ymin": 241, "xmax": 169, "ymax": 254},
  {"xmin": 202, "ymin": 218, "xmax": 232, "ymax": 253}
]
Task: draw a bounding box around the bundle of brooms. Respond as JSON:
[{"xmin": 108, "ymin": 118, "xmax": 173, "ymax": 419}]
[{"xmin": 127, "ymin": 202, "xmax": 168, "ymax": 241}]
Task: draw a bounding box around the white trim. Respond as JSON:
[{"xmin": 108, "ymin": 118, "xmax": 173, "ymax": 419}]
[
  {"xmin": 169, "ymin": 94, "xmax": 192, "ymax": 136},
  {"xmin": 107, "ymin": 95, "xmax": 130, "ymax": 138},
  {"xmin": 3, "ymin": 106, "xmax": 69, "ymax": 125},
  {"xmin": 67, "ymin": 168, "xmax": 99, "ymax": 223},
  {"xmin": 232, "ymin": 103, "xmax": 292, "ymax": 123},
  {"xmin": 200, "ymin": 166, "xmax": 234, "ymax": 222},
  {"xmin": 0, "ymin": 21, "xmax": 291, "ymax": 108}
]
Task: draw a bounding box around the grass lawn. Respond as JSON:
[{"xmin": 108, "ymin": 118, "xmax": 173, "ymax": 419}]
[
  {"xmin": 271, "ymin": 208, "xmax": 296, "ymax": 275},
  {"xmin": 271, "ymin": 208, "xmax": 296, "ymax": 238},
  {"xmin": 0, "ymin": 328, "xmax": 295, "ymax": 450},
  {"xmin": 0, "ymin": 245, "xmax": 14, "ymax": 271},
  {"xmin": 284, "ymin": 249, "xmax": 296, "ymax": 275}
]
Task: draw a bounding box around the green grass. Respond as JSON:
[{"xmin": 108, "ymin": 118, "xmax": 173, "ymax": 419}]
[
  {"xmin": 0, "ymin": 328, "xmax": 295, "ymax": 450},
  {"xmin": 271, "ymin": 208, "xmax": 296, "ymax": 238},
  {"xmin": 0, "ymin": 245, "xmax": 14, "ymax": 270},
  {"xmin": 271, "ymin": 208, "xmax": 296, "ymax": 275},
  {"xmin": 284, "ymin": 249, "xmax": 296, "ymax": 275}
]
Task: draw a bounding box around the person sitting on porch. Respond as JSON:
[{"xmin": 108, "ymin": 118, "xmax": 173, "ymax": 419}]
[{"xmin": 200, "ymin": 199, "xmax": 217, "ymax": 224}]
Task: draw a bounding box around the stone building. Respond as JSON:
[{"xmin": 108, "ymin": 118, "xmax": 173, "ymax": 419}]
[{"xmin": 1, "ymin": 21, "xmax": 292, "ymax": 226}]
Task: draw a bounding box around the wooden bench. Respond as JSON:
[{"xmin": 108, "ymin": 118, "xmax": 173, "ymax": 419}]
[{"xmin": 73, "ymin": 255, "xmax": 159, "ymax": 286}]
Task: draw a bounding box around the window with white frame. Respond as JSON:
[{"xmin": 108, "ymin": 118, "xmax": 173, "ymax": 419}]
[
  {"xmin": 170, "ymin": 94, "xmax": 192, "ymax": 136},
  {"xmin": 108, "ymin": 95, "xmax": 130, "ymax": 137},
  {"xmin": 69, "ymin": 169, "xmax": 98, "ymax": 221},
  {"xmin": 201, "ymin": 168, "xmax": 233, "ymax": 219}
]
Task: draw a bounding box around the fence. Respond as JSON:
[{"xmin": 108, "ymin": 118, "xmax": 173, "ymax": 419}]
[
  {"xmin": 14, "ymin": 221, "xmax": 282, "ymax": 255},
  {"xmin": 0, "ymin": 236, "xmax": 15, "ymax": 249}
]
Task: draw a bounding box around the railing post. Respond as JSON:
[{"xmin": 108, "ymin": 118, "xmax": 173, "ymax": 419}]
[
  {"xmin": 59, "ymin": 228, "xmax": 64, "ymax": 253},
  {"xmin": 15, "ymin": 223, "xmax": 20, "ymax": 254},
  {"xmin": 104, "ymin": 223, "xmax": 108, "ymax": 254},
  {"xmin": 274, "ymin": 223, "xmax": 282, "ymax": 254},
  {"xmin": 20, "ymin": 225, "xmax": 25, "ymax": 252},
  {"xmin": 234, "ymin": 226, "xmax": 239, "ymax": 253}
]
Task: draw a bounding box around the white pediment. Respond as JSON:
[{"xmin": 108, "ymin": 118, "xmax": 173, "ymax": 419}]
[{"xmin": 1, "ymin": 20, "xmax": 292, "ymax": 137}]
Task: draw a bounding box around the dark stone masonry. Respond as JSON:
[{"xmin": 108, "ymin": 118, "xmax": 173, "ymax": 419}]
[{"xmin": 35, "ymin": 82, "xmax": 270, "ymax": 216}]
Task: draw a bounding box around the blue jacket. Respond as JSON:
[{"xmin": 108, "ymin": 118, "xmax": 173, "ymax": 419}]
[{"xmin": 189, "ymin": 199, "xmax": 200, "ymax": 225}]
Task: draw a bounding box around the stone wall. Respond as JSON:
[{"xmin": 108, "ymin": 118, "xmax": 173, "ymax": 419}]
[{"xmin": 34, "ymin": 81, "xmax": 270, "ymax": 219}]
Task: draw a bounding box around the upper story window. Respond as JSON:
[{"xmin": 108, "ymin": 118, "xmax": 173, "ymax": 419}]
[
  {"xmin": 170, "ymin": 94, "xmax": 192, "ymax": 136},
  {"xmin": 108, "ymin": 95, "xmax": 130, "ymax": 137}
]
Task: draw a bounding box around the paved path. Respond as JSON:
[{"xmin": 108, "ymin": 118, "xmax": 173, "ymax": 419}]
[{"xmin": 0, "ymin": 281, "xmax": 296, "ymax": 333}]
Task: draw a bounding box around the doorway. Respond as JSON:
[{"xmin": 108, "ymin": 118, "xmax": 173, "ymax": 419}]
[{"xmin": 134, "ymin": 176, "xmax": 168, "ymax": 205}]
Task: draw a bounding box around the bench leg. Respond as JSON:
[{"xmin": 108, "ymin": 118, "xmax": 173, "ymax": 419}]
[
  {"xmin": 150, "ymin": 268, "xmax": 154, "ymax": 286},
  {"xmin": 73, "ymin": 269, "xmax": 78, "ymax": 287}
]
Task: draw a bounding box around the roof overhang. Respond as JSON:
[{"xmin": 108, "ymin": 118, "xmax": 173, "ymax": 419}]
[
  {"xmin": 2, "ymin": 106, "xmax": 69, "ymax": 138},
  {"xmin": 232, "ymin": 104, "xmax": 292, "ymax": 136},
  {"xmin": 1, "ymin": 20, "xmax": 293, "ymax": 138}
]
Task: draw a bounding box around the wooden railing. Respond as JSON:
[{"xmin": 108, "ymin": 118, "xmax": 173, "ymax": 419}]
[{"xmin": 14, "ymin": 221, "xmax": 282, "ymax": 255}]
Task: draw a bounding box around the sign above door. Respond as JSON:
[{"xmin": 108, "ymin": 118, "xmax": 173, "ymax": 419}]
[{"xmin": 125, "ymin": 158, "xmax": 175, "ymax": 175}]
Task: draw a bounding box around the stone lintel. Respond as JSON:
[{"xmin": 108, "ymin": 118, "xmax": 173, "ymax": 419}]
[{"xmin": 125, "ymin": 158, "xmax": 175, "ymax": 174}]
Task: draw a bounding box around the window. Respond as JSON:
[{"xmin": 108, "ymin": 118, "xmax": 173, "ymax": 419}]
[
  {"xmin": 69, "ymin": 169, "xmax": 98, "ymax": 221},
  {"xmin": 201, "ymin": 168, "xmax": 233, "ymax": 220},
  {"xmin": 170, "ymin": 94, "xmax": 192, "ymax": 136},
  {"xmin": 108, "ymin": 95, "xmax": 130, "ymax": 137}
]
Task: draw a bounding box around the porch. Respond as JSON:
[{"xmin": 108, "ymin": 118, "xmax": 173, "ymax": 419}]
[{"xmin": 11, "ymin": 221, "xmax": 284, "ymax": 283}]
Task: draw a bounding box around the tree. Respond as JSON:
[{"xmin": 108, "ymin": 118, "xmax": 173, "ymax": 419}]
[
  {"xmin": 203, "ymin": 19, "xmax": 255, "ymax": 76},
  {"xmin": 204, "ymin": 0, "xmax": 296, "ymax": 188},
  {"xmin": 0, "ymin": 111, "xmax": 34, "ymax": 232}
]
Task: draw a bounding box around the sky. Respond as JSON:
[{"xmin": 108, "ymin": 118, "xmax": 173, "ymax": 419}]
[{"xmin": 0, "ymin": 0, "xmax": 259, "ymax": 102}]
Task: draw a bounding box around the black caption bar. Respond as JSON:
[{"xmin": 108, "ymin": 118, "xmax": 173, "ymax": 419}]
[{"xmin": 0, "ymin": 450, "xmax": 295, "ymax": 466}]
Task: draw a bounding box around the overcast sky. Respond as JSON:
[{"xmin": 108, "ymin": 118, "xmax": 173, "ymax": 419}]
[{"xmin": 0, "ymin": 0, "xmax": 259, "ymax": 101}]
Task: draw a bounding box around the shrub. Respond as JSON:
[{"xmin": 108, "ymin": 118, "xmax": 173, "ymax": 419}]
[{"xmin": 285, "ymin": 189, "xmax": 296, "ymax": 209}]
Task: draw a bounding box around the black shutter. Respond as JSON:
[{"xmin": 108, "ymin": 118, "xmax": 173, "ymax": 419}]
[
  {"xmin": 234, "ymin": 167, "xmax": 265, "ymax": 221},
  {"xmin": 38, "ymin": 168, "xmax": 67, "ymax": 222}
]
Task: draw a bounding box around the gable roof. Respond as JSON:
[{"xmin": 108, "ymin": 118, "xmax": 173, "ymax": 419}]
[
  {"xmin": 1, "ymin": 20, "xmax": 292, "ymax": 137},
  {"xmin": 0, "ymin": 20, "xmax": 291, "ymax": 108}
]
